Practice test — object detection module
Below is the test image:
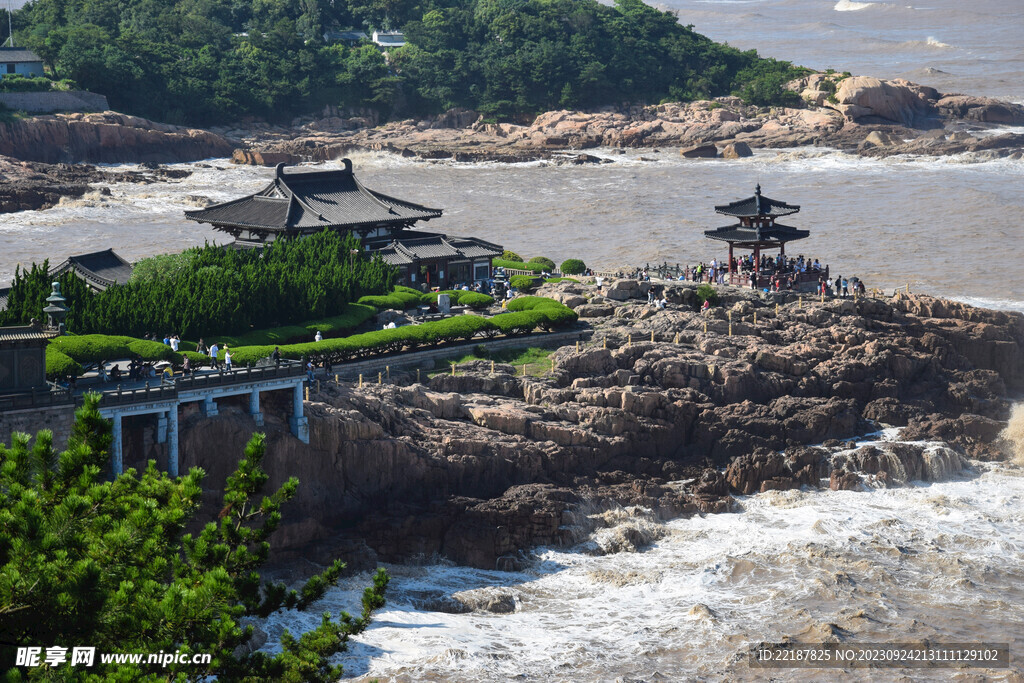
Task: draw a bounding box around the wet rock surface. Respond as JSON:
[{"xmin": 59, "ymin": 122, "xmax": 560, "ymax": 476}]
[{"xmin": 165, "ymin": 286, "xmax": 1023, "ymax": 569}]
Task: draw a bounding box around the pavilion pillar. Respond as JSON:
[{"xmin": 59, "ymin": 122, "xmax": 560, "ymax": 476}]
[
  {"xmin": 249, "ymin": 388, "xmax": 264, "ymax": 427},
  {"xmin": 728, "ymin": 243, "xmax": 734, "ymax": 277},
  {"xmin": 168, "ymin": 405, "xmax": 179, "ymax": 477},
  {"xmin": 780, "ymin": 241, "xmax": 786, "ymax": 259},
  {"xmin": 289, "ymin": 381, "xmax": 309, "ymax": 444},
  {"xmin": 111, "ymin": 413, "xmax": 123, "ymax": 477}
]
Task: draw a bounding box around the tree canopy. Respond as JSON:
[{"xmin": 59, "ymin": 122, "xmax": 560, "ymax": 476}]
[
  {"xmin": 0, "ymin": 231, "xmax": 396, "ymax": 339},
  {"xmin": 0, "ymin": 393, "xmax": 388, "ymax": 680},
  {"xmin": 12, "ymin": 0, "xmax": 808, "ymax": 125}
]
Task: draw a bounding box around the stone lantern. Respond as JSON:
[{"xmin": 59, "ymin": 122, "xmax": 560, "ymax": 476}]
[{"xmin": 43, "ymin": 281, "xmax": 68, "ymax": 334}]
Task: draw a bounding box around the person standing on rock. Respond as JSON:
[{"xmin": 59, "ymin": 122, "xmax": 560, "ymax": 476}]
[
  {"xmin": 750, "ymin": 271, "xmax": 757, "ymax": 290},
  {"xmin": 835, "ymin": 275, "xmax": 843, "ymax": 298},
  {"xmin": 842, "ymin": 277, "xmax": 849, "ymax": 298}
]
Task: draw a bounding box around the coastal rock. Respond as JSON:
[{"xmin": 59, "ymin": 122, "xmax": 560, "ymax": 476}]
[
  {"xmin": 231, "ymin": 149, "xmax": 300, "ymax": 166},
  {"xmin": 680, "ymin": 143, "xmax": 718, "ymax": 158},
  {"xmin": 0, "ymin": 111, "xmax": 235, "ymax": 164},
  {"xmin": 831, "ymin": 77, "xmax": 937, "ymax": 127},
  {"xmin": 720, "ymin": 141, "xmax": 753, "ymax": 159},
  {"xmin": 936, "ymin": 95, "xmax": 1024, "ymax": 125}
]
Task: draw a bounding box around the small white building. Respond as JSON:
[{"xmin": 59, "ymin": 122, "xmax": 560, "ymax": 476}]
[
  {"xmin": 0, "ymin": 47, "xmax": 44, "ymax": 78},
  {"xmin": 371, "ymin": 31, "xmax": 406, "ymax": 48}
]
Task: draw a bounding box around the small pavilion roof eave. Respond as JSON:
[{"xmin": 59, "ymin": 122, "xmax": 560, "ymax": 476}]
[{"xmin": 714, "ymin": 185, "xmax": 801, "ymax": 218}]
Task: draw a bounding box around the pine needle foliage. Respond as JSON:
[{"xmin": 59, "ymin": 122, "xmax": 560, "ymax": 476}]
[{"xmin": 0, "ymin": 393, "xmax": 388, "ymax": 681}]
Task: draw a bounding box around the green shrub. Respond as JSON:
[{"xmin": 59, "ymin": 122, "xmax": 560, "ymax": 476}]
[
  {"xmin": 358, "ymin": 286, "xmax": 423, "ymax": 310},
  {"xmin": 46, "ymin": 348, "xmax": 82, "ymax": 378},
  {"xmin": 454, "ymin": 292, "xmax": 494, "ymax": 309},
  {"xmin": 505, "ymin": 295, "xmax": 579, "ymax": 328},
  {"xmin": 49, "ymin": 335, "xmax": 131, "ymax": 364},
  {"xmin": 489, "ymin": 311, "xmax": 543, "ymax": 336},
  {"xmin": 560, "ymin": 259, "xmax": 587, "ymax": 275},
  {"xmin": 180, "ymin": 351, "xmax": 209, "ymax": 365},
  {"xmin": 421, "ymin": 290, "xmax": 495, "ymax": 310},
  {"xmin": 493, "ymin": 259, "xmax": 545, "ymax": 273},
  {"xmin": 527, "ymin": 256, "xmax": 556, "ymax": 271},
  {"xmin": 697, "ymin": 284, "xmax": 718, "ymax": 306},
  {"xmin": 126, "ymin": 339, "xmax": 181, "ymax": 362},
  {"xmin": 509, "ymin": 275, "xmax": 538, "ymax": 291},
  {"xmin": 502, "ymin": 250, "xmax": 523, "ymax": 262}
]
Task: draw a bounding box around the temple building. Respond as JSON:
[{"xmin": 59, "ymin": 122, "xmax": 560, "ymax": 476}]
[
  {"xmin": 49, "ymin": 248, "xmax": 134, "ymax": 292},
  {"xmin": 704, "ymin": 185, "xmax": 810, "ymax": 285},
  {"xmin": 185, "ymin": 160, "xmax": 502, "ymax": 289}
]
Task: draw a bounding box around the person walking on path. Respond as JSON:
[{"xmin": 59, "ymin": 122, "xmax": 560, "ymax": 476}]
[
  {"xmin": 306, "ymin": 359, "xmax": 315, "ymax": 384},
  {"xmin": 182, "ymin": 355, "xmax": 192, "ymax": 376},
  {"xmin": 208, "ymin": 342, "xmax": 220, "ymax": 370},
  {"xmin": 196, "ymin": 338, "xmax": 206, "ymax": 355},
  {"xmin": 170, "ymin": 335, "xmax": 180, "ymax": 352},
  {"xmin": 224, "ymin": 346, "xmax": 233, "ymax": 372},
  {"xmin": 272, "ymin": 346, "xmax": 281, "ymax": 366}
]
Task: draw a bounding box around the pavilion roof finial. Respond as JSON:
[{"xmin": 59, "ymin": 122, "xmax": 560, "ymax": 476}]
[{"xmin": 755, "ymin": 184, "xmax": 761, "ymax": 195}]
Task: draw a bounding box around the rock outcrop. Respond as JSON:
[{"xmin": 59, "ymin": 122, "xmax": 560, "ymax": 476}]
[
  {"xmin": 228, "ymin": 75, "xmax": 1024, "ymax": 166},
  {"xmin": 0, "ymin": 111, "xmax": 235, "ymax": 164},
  {"xmin": 159, "ymin": 284, "xmax": 1022, "ymax": 570}
]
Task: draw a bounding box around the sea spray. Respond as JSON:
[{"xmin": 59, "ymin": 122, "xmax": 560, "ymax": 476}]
[{"xmin": 999, "ymin": 403, "xmax": 1024, "ymax": 464}]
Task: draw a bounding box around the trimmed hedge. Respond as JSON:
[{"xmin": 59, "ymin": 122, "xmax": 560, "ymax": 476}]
[
  {"xmin": 47, "ymin": 334, "xmax": 186, "ymax": 373},
  {"xmin": 493, "ymin": 259, "xmax": 545, "ymax": 273},
  {"xmin": 502, "ymin": 250, "xmax": 523, "ymax": 262},
  {"xmin": 509, "ymin": 275, "xmax": 537, "ymax": 291},
  {"xmin": 506, "ymin": 296, "xmax": 579, "ymax": 328},
  {"xmin": 528, "ymin": 256, "xmax": 556, "ymax": 271},
  {"xmin": 46, "ymin": 348, "xmax": 82, "ymax": 379},
  {"xmin": 421, "ymin": 290, "xmax": 495, "ymax": 310},
  {"xmin": 560, "ymin": 259, "xmax": 587, "ymax": 275},
  {"xmin": 302, "ymin": 303, "xmax": 376, "ymax": 334},
  {"xmin": 229, "ymin": 296, "xmax": 576, "ymax": 366},
  {"xmin": 357, "ymin": 287, "xmax": 423, "ymax": 310}
]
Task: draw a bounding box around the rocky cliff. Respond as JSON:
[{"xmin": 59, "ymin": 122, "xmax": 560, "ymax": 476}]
[
  {"xmin": 0, "ymin": 111, "xmax": 235, "ymax": 164},
  {"xmin": 168, "ymin": 285, "xmax": 1022, "ymax": 570}
]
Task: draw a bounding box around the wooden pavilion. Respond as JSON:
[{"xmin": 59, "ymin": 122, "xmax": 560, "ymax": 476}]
[
  {"xmin": 704, "ymin": 185, "xmax": 810, "ymax": 285},
  {"xmin": 185, "ymin": 160, "xmax": 502, "ymax": 289}
]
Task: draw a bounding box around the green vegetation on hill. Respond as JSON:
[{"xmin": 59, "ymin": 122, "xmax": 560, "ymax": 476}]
[
  {"xmin": 0, "ymin": 231, "xmax": 394, "ymax": 340},
  {"xmin": 12, "ymin": 0, "xmax": 807, "ymax": 126},
  {"xmin": 0, "ymin": 394, "xmax": 388, "ymax": 679}
]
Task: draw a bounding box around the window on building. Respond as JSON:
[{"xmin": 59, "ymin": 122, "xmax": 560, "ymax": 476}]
[
  {"xmin": 474, "ymin": 262, "xmax": 491, "ymax": 281},
  {"xmin": 6, "ymin": 64, "xmax": 15, "ymax": 74}
]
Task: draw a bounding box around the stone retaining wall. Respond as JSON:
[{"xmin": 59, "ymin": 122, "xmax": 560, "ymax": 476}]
[
  {"xmin": 0, "ymin": 90, "xmax": 109, "ymax": 113},
  {"xmin": 0, "ymin": 403, "xmax": 76, "ymax": 451}
]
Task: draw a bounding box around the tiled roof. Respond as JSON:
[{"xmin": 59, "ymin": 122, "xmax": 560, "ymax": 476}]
[
  {"xmin": 372, "ymin": 234, "xmax": 502, "ymax": 266},
  {"xmin": 0, "ymin": 48, "xmax": 43, "ymax": 63},
  {"xmin": 185, "ymin": 160, "xmax": 442, "ymax": 233},
  {"xmin": 49, "ymin": 248, "xmax": 133, "ymax": 290},
  {"xmin": 0, "ymin": 325, "xmax": 54, "ymax": 342},
  {"xmin": 704, "ymin": 223, "xmax": 810, "ymax": 243},
  {"xmin": 715, "ymin": 185, "xmax": 800, "ymax": 218}
]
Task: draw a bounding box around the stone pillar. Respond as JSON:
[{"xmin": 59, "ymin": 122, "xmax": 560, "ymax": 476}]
[
  {"xmin": 289, "ymin": 381, "xmax": 309, "ymax": 444},
  {"xmin": 168, "ymin": 404, "xmax": 179, "ymax": 477},
  {"xmin": 156, "ymin": 412, "xmax": 168, "ymax": 444},
  {"xmin": 201, "ymin": 395, "xmax": 218, "ymax": 416},
  {"xmin": 111, "ymin": 413, "xmax": 123, "ymax": 477},
  {"xmin": 249, "ymin": 388, "xmax": 264, "ymax": 426}
]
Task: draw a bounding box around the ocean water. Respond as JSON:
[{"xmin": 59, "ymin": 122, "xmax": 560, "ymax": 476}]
[
  {"xmin": 259, "ymin": 429, "xmax": 1024, "ymax": 680},
  {"xmin": 2, "ymin": 149, "xmax": 1022, "ymax": 308},
  {"xmin": 2, "ymin": 3, "xmax": 1023, "ymax": 677}
]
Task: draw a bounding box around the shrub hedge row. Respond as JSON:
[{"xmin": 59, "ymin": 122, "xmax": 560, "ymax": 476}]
[
  {"xmin": 508, "ymin": 275, "xmax": 538, "ymax": 291},
  {"xmin": 228, "ymin": 296, "xmax": 577, "ymax": 366},
  {"xmin": 419, "ymin": 290, "xmax": 495, "ymax": 309},
  {"xmin": 217, "ymin": 303, "xmax": 376, "ymax": 347},
  {"xmin": 493, "ymin": 259, "xmax": 546, "ymax": 273},
  {"xmin": 46, "ymin": 334, "xmax": 185, "ymax": 377},
  {"xmin": 361, "ymin": 288, "xmax": 495, "ymax": 311},
  {"xmin": 45, "ymin": 349, "xmax": 82, "ymax": 379}
]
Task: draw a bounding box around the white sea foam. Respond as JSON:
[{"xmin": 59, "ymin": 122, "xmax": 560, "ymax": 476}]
[
  {"xmin": 834, "ymin": 0, "xmax": 878, "ymax": 11},
  {"xmin": 263, "ymin": 454, "xmax": 1024, "ymax": 680},
  {"xmin": 948, "ymin": 296, "xmax": 1024, "ymax": 315}
]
